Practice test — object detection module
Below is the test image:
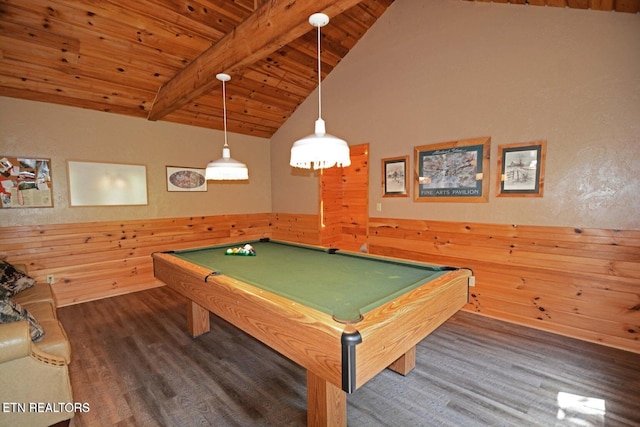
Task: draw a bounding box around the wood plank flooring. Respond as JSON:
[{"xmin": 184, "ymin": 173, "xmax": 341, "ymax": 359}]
[{"xmin": 57, "ymin": 286, "xmax": 640, "ymax": 427}]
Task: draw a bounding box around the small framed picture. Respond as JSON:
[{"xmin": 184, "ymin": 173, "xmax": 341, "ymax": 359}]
[
  {"xmin": 166, "ymin": 166, "xmax": 207, "ymax": 192},
  {"xmin": 497, "ymin": 140, "xmax": 546, "ymax": 197},
  {"xmin": 382, "ymin": 156, "xmax": 409, "ymax": 197}
]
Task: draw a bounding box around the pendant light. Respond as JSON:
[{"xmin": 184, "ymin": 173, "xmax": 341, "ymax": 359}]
[
  {"xmin": 205, "ymin": 73, "xmax": 249, "ymax": 180},
  {"xmin": 289, "ymin": 13, "xmax": 351, "ymax": 170}
]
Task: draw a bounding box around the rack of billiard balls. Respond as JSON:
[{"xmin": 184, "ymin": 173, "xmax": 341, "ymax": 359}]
[{"xmin": 225, "ymin": 244, "xmax": 256, "ymax": 256}]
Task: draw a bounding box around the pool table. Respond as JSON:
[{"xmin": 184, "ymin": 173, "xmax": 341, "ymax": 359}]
[{"xmin": 152, "ymin": 238, "xmax": 473, "ymax": 426}]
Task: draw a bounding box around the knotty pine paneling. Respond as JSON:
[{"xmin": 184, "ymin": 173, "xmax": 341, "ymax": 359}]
[
  {"xmin": 271, "ymin": 213, "xmax": 321, "ymax": 245},
  {"xmin": 368, "ymin": 217, "xmax": 640, "ymax": 354},
  {"xmin": 319, "ymin": 143, "xmax": 369, "ymax": 251},
  {"xmin": 0, "ymin": 214, "xmax": 271, "ymax": 306},
  {"xmin": 2, "ymin": 212, "xmax": 637, "ymax": 353},
  {"xmin": 340, "ymin": 144, "xmax": 369, "ymax": 252},
  {"xmin": 320, "ymin": 163, "xmax": 343, "ymax": 248},
  {"xmin": 466, "ymin": 0, "xmax": 640, "ymax": 13}
]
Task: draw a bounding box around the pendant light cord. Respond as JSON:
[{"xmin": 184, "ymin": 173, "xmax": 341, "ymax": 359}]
[
  {"xmin": 222, "ymin": 79, "xmax": 229, "ymax": 148},
  {"xmin": 316, "ymin": 23, "xmax": 322, "ymax": 121}
]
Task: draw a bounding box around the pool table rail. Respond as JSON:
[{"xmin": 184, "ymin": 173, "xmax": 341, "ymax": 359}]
[{"xmin": 353, "ymin": 269, "xmax": 471, "ymax": 389}]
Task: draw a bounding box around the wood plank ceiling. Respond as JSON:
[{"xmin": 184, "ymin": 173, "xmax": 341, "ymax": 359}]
[{"xmin": 0, "ymin": 0, "xmax": 637, "ymax": 139}]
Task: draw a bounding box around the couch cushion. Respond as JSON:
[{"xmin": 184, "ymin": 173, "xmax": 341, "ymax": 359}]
[
  {"xmin": 12, "ymin": 282, "xmax": 56, "ymax": 307},
  {"xmin": 19, "ymin": 301, "xmax": 56, "ymax": 322},
  {"xmin": 0, "ymin": 298, "xmax": 44, "ymax": 342},
  {"xmin": 35, "ymin": 319, "xmax": 71, "ymax": 363},
  {"xmin": 0, "ymin": 261, "xmax": 36, "ymax": 298}
]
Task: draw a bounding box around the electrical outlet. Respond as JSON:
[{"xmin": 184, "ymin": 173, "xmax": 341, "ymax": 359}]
[
  {"xmin": 46, "ymin": 274, "xmax": 55, "ymax": 284},
  {"xmin": 468, "ymin": 276, "xmax": 476, "ymax": 287}
]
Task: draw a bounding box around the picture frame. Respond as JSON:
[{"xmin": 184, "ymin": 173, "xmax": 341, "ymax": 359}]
[
  {"xmin": 497, "ymin": 140, "xmax": 546, "ymax": 197},
  {"xmin": 414, "ymin": 136, "xmax": 490, "ymax": 203},
  {"xmin": 68, "ymin": 160, "xmax": 148, "ymax": 206},
  {"xmin": 382, "ymin": 155, "xmax": 409, "ymax": 197},
  {"xmin": 0, "ymin": 156, "xmax": 53, "ymax": 208},
  {"xmin": 166, "ymin": 166, "xmax": 207, "ymax": 192}
]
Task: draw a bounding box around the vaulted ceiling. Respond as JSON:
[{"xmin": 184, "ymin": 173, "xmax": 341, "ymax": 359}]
[{"xmin": 1, "ymin": 0, "xmax": 637, "ymax": 138}]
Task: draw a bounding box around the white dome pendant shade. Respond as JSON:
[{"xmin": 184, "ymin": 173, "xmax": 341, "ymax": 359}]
[
  {"xmin": 205, "ymin": 73, "xmax": 249, "ymax": 181},
  {"xmin": 290, "ymin": 118, "xmax": 351, "ymax": 170},
  {"xmin": 204, "ymin": 146, "xmax": 249, "ymax": 180},
  {"xmin": 289, "ymin": 13, "xmax": 351, "ymax": 170}
]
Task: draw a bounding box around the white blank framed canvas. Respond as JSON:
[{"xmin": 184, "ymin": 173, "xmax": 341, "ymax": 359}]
[{"xmin": 67, "ymin": 160, "xmax": 148, "ymax": 206}]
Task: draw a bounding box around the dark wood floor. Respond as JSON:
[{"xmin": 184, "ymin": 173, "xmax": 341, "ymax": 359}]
[{"xmin": 57, "ymin": 286, "xmax": 640, "ymax": 427}]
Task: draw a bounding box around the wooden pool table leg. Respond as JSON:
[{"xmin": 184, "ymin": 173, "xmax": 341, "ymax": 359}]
[
  {"xmin": 307, "ymin": 370, "xmax": 347, "ymax": 427},
  {"xmin": 387, "ymin": 345, "xmax": 416, "ymax": 375},
  {"xmin": 187, "ymin": 300, "xmax": 210, "ymax": 337}
]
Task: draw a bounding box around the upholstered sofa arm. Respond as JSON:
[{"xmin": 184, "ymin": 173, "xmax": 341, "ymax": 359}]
[
  {"xmin": 0, "ymin": 320, "xmax": 74, "ymax": 427},
  {"xmin": 0, "ymin": 320, "xmax": 31, "ymax": 363},
  {"xmin": 30, "ymin": 334, "xmax": 69, "ymax": 367}
]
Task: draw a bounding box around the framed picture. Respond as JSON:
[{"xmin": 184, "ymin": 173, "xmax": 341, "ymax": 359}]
[
  {"xmin": 382, "ymin": 156, "xmax": 409, "ymax": 197},
  {"xmin": 0, "ymin": 156, "xmax": 53, "ymax": 208},
  {"xmin": 414, "ymin": 136, "xmax": 490, "ymax": 203},
  {"xmin": 68, "ymin": 160, "xmax": 148, "ymax": 206},
  {"xmin": 497, "ymin": 140, "xmax": 546, "ymax": 197},
  {"xmin": 166, "ymin": 166, "xmax": 207, "ymax": 192}
]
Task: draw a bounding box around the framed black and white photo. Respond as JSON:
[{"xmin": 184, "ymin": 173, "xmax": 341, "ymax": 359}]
[
  {"xmin": 382, "ymin": 156, "xmax": 409, "ymax": 197},
  {"xmin": 497, "ymin": 140, "xmax": 546, "ymax": 197}
]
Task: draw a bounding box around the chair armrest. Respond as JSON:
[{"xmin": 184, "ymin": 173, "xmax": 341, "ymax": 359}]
[{"xmin": 0, "ymin": 320, "xmax": 31, "ymax": 363}]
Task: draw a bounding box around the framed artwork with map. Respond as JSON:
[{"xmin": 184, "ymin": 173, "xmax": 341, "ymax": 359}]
[{"xmin": 414, "ymin": 136, "xmax": 490, "ymax": 203}]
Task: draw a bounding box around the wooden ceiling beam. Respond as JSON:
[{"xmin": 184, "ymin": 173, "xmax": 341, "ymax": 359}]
[{"xmin": 147, "ymin": 0, "xmax": 365, "ymax": 122}]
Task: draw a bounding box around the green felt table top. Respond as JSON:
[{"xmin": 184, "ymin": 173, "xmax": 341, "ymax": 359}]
[{"xmin": 171, "ymin": 240, "xmax": 451, "ymax": 322}]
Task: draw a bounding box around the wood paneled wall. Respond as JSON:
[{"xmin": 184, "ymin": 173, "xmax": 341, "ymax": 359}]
[
  {"xmin": 0, "ymin": 214, "xmax": 271, "ymax": 306},
  {"xmin": 319, "ymin": 143, "xmax": 369, "ymax": 251},
  {"xmin": 320, "ymin": 164, "xmax": 343, "ymax": 248},
  {"xmin": 339, "ymin": 144, "xmax": 369, "ymax": 251},
  {"xmin": 1, "ymin": 213, "xmax": 638, "ymax": 353},
  {"xmin": 368, "ymin": 217, "xmax": 640, "ymax": 354},
  {"xmin": 271, "ymin": 213, "xmax": 321, "ymax": 245}
]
